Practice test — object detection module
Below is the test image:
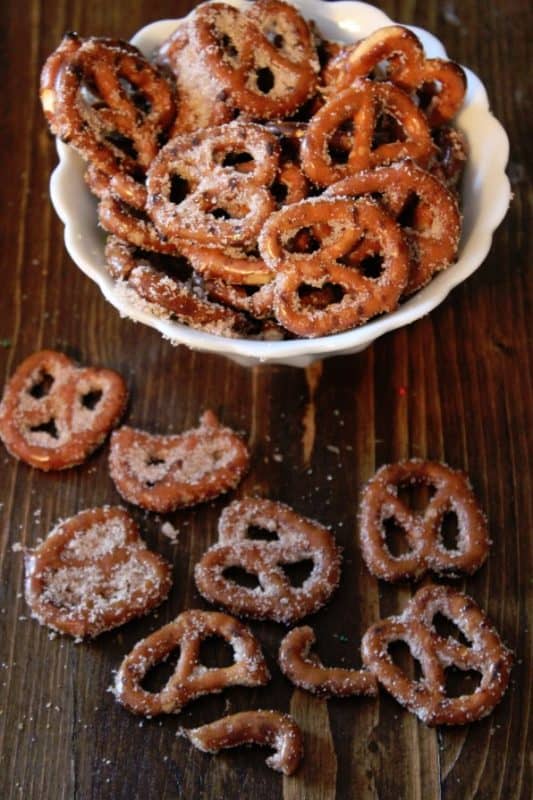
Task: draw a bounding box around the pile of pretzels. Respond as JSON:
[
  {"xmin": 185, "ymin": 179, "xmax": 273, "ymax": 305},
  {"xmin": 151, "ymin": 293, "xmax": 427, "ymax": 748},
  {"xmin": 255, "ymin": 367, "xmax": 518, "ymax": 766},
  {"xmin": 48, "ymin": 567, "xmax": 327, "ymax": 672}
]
[{"xmin": 40, "ymin": 0, "xmax": 468, "ymax": 339}]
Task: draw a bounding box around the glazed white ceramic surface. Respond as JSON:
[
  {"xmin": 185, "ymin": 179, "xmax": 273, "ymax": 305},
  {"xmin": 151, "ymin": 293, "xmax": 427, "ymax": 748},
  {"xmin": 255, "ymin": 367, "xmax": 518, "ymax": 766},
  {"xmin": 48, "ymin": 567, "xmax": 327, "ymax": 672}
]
[{"xmin": 49, "ymin": 0, "xmax": 511, "ymax": 367}]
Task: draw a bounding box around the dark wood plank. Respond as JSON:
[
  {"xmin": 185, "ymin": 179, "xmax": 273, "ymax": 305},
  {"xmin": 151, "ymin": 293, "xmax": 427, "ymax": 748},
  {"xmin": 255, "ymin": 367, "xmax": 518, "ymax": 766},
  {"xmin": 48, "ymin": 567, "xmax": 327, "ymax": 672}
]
[{"xmin": 0, "ymin": 1, "xmax": 531, "ymax": 798}]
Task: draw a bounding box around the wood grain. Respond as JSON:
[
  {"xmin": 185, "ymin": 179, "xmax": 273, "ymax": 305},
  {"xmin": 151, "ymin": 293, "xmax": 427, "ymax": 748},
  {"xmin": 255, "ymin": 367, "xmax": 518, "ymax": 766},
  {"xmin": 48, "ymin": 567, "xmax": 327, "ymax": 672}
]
[{"xmin": 0, "ymin": 1, "xmax": 531, "ymax": 798}]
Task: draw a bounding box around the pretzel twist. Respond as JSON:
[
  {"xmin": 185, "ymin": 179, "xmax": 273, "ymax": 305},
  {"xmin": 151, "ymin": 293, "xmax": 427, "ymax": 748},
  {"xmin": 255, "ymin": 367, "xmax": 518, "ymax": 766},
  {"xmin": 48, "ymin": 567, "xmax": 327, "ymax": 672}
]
[
  {"xmin": 0, "ymin": 350, "xmax": 127, "ymax": 470},
  {"xmin": 358, "ymin": 459, "xmax": 489, "ymax": 581},
  {"xmin": 191, "ymin": 1, "xmax": 318, "ymax": 119},
  {"xmin": 147, "ymin": 122, "xmax": 279, "ymax": 248},
  {"xmin": 301, "ymin": 79, "xmax": 433, "ymax": 187},
  {"xmin": 362, "ymin": 584, "xmax": 512, "ymax": 725},
  {"xmin": 40, "ymin": 34, "xmax": 175, "ymax": 177},
  {"xmin": 323, "ymin": 25, "xmax": 466, "ymax": 127},
  {"xmin": 195, "ymin": 498, "xmax": 342, "ymax": 624},
  {"xmin": 326, "ymin": 161, "xmax": 461, "ymax": 294},
  {"xmin": 259, "ymin": 196, "xmax": 409, "ymax": 337},
  {"xmin": 24, "ymin": 507, "xmax": 172, "ymax": 638},
  {"xmin": 114, "ymin": 610, "xmax": 270, "ymax": 715},
  {"xmin": 109, "ymin": 410, "xmax": 250, "ymax": 513}
]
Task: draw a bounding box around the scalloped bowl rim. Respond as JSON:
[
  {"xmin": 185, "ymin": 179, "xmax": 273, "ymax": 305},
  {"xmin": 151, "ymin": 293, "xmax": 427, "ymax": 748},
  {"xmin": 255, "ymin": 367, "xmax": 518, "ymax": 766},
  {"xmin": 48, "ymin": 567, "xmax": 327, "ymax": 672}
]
[{"xmin": 49, "ymin": 0, "xmax": 511, "ymax": 367}]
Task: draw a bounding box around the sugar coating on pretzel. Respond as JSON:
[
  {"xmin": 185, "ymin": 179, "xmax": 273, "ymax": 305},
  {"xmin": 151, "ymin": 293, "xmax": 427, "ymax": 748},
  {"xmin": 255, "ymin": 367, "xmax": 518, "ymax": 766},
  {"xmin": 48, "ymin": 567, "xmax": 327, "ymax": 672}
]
[
  {"xmin": 361, "ymin": 584, "xmax": 512, "ymax": 725},
  {"xmin": 195, "ymin": 498, "xmax": 342, "ymax": 624},
  {"xmin": 104, "ymin": 237, "xmax": 252, "ymax": 337},
  {"xmin": 41, "ymin": 10, "xmax": 468, "ymax": 342},
  {"xmin": 146, "ymin": 122, "xmax": 279, "ymax": 248},
  {"xmin": 109, "ymin": 410, "xmax": 250, "ymax": 513},
  {"xmin": 190, "ymin": 0, "xmax": 318, "ymax": 120},
  {"xmin": 323, "ymin": 25, "xmax": 466, "ymax": 127},
  {"xmin": 180, "ymin": 710, "xmax": 303, "ymax": 775},
  {"xmin": 40, "ymin": 34, "xmax": 175, "ymax": 178},
  {"xmin": 0, "ymin": 350, "xmax": 127, "ymax": 470},
  {"xmin": 301, "ymin": 80, "xmax": 434, "ymax": 187},
  {"xmin": 279, "ymin": 626, "xmax": 378, "ymax": 697},
  {"xmin": 155, "ymin": 20, "xmax": 233, "ymax": 135},
  {"xmin": 358, "ymin": 459, "xmax": 489, "ymax": 581},
  {"xmin": 259, "ymin": 196, "xmax": 409, "ymax": 337},
  {"xmin": 326, "ymin": 161, "xmax": 461, "ymax": 295},
  {"xmin": 23, "ymin": 506, "xmax": 172, "ymax": 638},
  {"xmin": 114, "ymin": 609, "xmax": 269, "ymax": 715}
]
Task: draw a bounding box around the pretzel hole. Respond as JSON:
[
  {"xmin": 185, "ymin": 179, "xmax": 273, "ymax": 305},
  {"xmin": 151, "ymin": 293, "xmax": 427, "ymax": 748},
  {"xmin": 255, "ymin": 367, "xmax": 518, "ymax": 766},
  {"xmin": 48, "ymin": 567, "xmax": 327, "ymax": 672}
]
[
  {"xmin": 387, "ymin": 641, "xmax": 424, "ymax": 681},
  {"xmin": 119, "ymin": 76, "xmax": 152, "ymax": 115},
  {"xmin": 170, "ymin": 175, "xmax": 190, "ymax": 204},
  {"xmin": 247, "ymin": 525, "xmax": 278, "ymax": 542},
  {"xmin": 444, "ymin": 666, "xmax": 481, "ymax": 698},
  {"xmin": 29, "ymin": 418, "xmax": 59, "ymax": 439},
  {"xmin": 265, "ymin": 30, "xmax": 285, "ymax": 50},
  {"xmin": 398, "ymin": 483, "xmax": 436, "ymax": 512},
  {"xmin": 29, "ymin": 371, "xmax": 54, "ymax": 398},
  {"xmin": 397, "ymin": 193, "xmax": 420, "ymax": 228},
  {"xmin": 79, "ymin": 78, "xmax": 107, "ymax": 109},
  {"xmin": 256, "ymin": 67, "xmax": 275, "ymax": 94},
  {"xmin": 440, "ymin": 511, "xmax": 460, "ymax": 551},
  {"xmin": 223, "ymin": 566, "xmax": 261, "ymax": 590},
  {"xmin": 432, "ymin": 613, "xmax": 471, "ymax": 646},
  {"xmin": 286, "ymin": 227, "xmax": 322, "ymax": 254},
  {"xmin": 105, "ymin": 131, "xmax": 138, "ymax": 161},
  {"xmin": 146, "ymin": 454, "xmax": 166, "ymax": 467},
  {"xmin": 340, "ymin": 250, "xmax": 385, "ymax": 279},
  {"xmin": 298, "ymin": 283, "xmax": 344, "ymax": 309},
  {"xmin": 217, "ymin": 32, "xmax": 238, "ymax": 60},
  {"xmin": 328, "ymin": 121, "xmax": 353, "ymax": 164},
  {"xmin": 210, "ymin": 207, "xmax": 233, "ymax": 220},
  {"xmin": 198, "ymin": 635, "xmax": 236, "ymax": 669},
  {"xmin": 418, "ymin": 81, "xmax": 442, "ymax": 111},
  {"xmin": 270, "ymin": 179, "xmax": 288, "ymax": 204},
  {"xmin": 217, "ymin": 151, "xmax": 254, "ymax": 171},
  {"xmin": 383, "ymin": 517, "xmax": 411, "ymax": 557},
  {"xmin": 140, "ymin": 650, "xmax": 180, "ymax": 693},
  {"xmin": 372, "ymin": 113, "xmax": 406, "ymax": 149},
  {"xmin": 81, "ymin": 389, "xmax": 103, "ymax": 410},
  {"xmin": 280, "ymin": 559, "xmax": 314, "ymax": 587}
]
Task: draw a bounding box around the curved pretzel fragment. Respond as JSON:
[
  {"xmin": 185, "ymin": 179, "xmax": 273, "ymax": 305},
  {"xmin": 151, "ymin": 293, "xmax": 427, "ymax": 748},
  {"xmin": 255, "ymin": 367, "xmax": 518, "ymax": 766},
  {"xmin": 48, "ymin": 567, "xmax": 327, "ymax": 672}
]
[{"xmin": 180, "ymin": 710, "xmax": 303, "ymax": 775}]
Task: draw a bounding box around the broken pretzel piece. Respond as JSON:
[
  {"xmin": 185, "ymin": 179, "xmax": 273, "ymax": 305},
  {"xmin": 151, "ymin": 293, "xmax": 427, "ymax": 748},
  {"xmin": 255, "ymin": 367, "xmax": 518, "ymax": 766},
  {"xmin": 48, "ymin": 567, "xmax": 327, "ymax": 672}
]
[{"xmin": 180, "ymin": 710, "xmax": 303, "ymax": 775}]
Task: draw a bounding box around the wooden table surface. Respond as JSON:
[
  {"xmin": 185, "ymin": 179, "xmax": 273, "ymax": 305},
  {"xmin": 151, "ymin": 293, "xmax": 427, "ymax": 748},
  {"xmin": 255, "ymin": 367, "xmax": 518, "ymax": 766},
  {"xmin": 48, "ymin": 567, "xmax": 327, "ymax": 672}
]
[{"xmin": 0, "ymin": 1, "xmax": 531, "ymax": 798}]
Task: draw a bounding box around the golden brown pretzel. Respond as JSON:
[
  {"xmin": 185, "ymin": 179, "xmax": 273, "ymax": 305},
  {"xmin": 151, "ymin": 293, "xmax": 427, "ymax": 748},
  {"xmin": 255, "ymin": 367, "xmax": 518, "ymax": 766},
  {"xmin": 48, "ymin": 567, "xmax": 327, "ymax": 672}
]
[
  {"xmin": 147, "ymin": 122, "xmax": 279, "ymax": 248},
  {"xmin": 23, "ymin": 507, "xmax": 172, "ymax": 638},
  {"xmin": 195, "ymin": 498, "xmax": 342, "ymax": 624},
  {"xmin": 323, "ymin": 25, "xmax": 466, "ymax": 127},
  {"xmin": 361, "ymin": 584, "xmax": 513, "ymax": 725},
  {"xmin": 190, "ymin": 1, "xmax": 318, "ymax": 119},
  {"xmin": 180, "ymin": 710, "xmax": 303, "ymax": 775},
  {"xmin": 114, "ymin": 610, "xmax": 269, "ymax": 715},
  {"xmin": 0, "ymin": 349, "xmax": 127, "ymax": 470},
  {"xmin": 358, "ymin": 459, "xmax": 489, "ymax": 581},
  {"xmin": 109, "ymin": 410, "xmax": 250, "ymax": 512},
  {"xmin": 301, "ymin": 79, "xmax": 433, "ymax": 187},
  {"xmin": 98, "ymin": 195, "xmax": 182, "ymax": 255},
  {"xmin": 326, "ymin": 161, "xmax": 461, "ymax": 294},
  {"xmin": 104, "ymin": 237, "xmax": 250, "ymax": 336},
  {"xmin": 279, "ymin": 626, "xmax": 378, "ymax": 697},
  {"xmin": 84, "ymin": 164, "xmax": 147, "ymax": 210},
  {"xmin": 154, "ymin": 20, "xmax": 234, "ymax": 135},
  {"xmin": 40, "ymin": 34, "xmax": 175, "ymax": 178},
  {"xmin": 259, "ymin": 196, "xmax": 409, "ymax": 337}
]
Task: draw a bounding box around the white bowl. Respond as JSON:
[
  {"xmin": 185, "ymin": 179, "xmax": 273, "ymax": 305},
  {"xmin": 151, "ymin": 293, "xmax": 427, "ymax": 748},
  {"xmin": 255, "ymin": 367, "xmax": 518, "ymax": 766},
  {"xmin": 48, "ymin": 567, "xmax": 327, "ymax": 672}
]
[{"xmin": 49, "ymin": 0, "xmax": 510, "ymax": 368}]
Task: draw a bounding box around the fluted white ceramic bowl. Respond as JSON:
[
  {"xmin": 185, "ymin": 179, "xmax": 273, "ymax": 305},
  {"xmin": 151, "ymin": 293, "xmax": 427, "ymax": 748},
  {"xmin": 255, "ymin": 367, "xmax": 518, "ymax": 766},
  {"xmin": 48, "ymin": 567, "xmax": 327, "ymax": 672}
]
[{"xmin": 49, "ymin": 0, "xmax": 510, "ymax": 367}]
